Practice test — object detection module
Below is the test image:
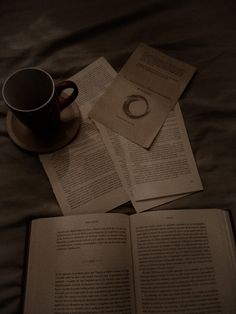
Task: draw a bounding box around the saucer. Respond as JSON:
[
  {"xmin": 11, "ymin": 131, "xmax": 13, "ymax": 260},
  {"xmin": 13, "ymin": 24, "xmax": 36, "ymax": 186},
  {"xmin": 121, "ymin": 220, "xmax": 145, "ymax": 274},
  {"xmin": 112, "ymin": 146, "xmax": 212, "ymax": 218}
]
[{"xmin": 6, "ymin": 103, "xmax": 81, "ymax": 153}]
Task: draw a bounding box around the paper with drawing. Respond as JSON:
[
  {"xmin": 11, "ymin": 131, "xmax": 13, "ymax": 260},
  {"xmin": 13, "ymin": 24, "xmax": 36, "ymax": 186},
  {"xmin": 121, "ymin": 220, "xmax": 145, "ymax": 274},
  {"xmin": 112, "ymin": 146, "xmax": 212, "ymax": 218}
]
[{"xmin": 90, "ymin": 43, "xmax": 196, "ymax": 148}]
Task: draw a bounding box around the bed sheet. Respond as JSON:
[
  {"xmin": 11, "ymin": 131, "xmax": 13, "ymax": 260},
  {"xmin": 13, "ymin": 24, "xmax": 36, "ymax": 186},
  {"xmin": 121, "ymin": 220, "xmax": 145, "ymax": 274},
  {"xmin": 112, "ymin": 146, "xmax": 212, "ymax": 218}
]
[{"xmin": 0, "ymin": 1, "xmax": 236, "ymax": 313}]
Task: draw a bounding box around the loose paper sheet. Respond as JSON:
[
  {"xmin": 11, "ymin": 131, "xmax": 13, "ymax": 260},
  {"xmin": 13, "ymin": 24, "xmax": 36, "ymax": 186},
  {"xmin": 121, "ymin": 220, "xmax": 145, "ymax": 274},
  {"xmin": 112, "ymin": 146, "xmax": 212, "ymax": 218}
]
[
  {"xmin": 90, "ymin": 43, "xmax": 196, "ymax": 148},
  {"xmin": 96, "ymin": 102, "xmax": 203, "ymax": 211},
  {"xmin": 96, "ymin": 121, "xmax": 189, "ymax": 212},
  {"xmin": 124, "ymin": 103, "xmax": 203, "ymax": 200},
  {"xmin": 40, "ymin": 58, "xmax": 129, "ymax": 215}
]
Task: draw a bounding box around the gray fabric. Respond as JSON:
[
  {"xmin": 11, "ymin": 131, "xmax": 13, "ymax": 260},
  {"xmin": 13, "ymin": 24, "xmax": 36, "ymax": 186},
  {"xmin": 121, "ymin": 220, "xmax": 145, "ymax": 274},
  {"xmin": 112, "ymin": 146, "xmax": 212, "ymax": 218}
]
[{"xmin": 0, "ymin": 1, "xmax": 236, "ymax": 313}]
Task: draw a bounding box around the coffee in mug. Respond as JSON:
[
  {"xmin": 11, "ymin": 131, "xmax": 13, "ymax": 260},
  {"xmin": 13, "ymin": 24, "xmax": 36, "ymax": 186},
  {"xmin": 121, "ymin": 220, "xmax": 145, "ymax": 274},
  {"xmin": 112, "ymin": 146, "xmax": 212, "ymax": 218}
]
[{"xmin": 2, "ymin": 67, "xmax": 79, "ymax": 134}]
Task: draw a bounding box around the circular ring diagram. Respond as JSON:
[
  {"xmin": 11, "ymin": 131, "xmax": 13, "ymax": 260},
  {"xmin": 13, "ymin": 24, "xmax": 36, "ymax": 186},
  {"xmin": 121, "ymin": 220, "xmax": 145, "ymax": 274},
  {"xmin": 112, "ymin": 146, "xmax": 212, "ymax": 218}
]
[{"xmin": 122, "ymin": 94, "xmax": 150, "ymax": 119}]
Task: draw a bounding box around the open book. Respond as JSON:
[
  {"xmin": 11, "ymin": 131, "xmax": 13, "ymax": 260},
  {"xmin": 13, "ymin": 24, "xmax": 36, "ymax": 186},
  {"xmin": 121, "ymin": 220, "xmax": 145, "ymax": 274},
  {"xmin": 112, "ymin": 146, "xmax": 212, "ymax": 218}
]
[{"xmin": 24, "ymin": 209, "xmax": 236, "ymax": 313}]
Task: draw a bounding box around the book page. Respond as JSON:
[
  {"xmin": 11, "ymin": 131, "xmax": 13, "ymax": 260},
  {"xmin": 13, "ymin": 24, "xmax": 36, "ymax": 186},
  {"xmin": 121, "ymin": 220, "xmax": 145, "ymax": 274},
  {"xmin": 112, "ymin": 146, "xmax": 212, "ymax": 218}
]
[
  {"xmin": 40, "ymin": 58, "xmax": 129, "ymax": 215},
  {"xmin": 90, "ymin": 43, "xmax": 196, "ymax": 148},
  {"xmin": 130, "ymin": 209, "xmax": 236, "ymax": 314},
  {"xmin": 96, "ymin": 121, "xmax": 188, "ymax": 212},
  {"xmin": 125, "ymin": 103, "xmax": 203, "ymax": 200},
  {"xmin": 24, "ymin": 213, "xmax": 135, "ymax": 314}
]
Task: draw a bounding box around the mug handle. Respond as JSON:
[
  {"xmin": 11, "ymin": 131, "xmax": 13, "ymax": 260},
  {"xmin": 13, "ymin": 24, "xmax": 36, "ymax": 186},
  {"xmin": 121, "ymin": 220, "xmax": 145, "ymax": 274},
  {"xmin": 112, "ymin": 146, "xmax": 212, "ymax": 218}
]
[{"xmin": 56, "ymin": 81, "xmax": 79, "ymax": 110}]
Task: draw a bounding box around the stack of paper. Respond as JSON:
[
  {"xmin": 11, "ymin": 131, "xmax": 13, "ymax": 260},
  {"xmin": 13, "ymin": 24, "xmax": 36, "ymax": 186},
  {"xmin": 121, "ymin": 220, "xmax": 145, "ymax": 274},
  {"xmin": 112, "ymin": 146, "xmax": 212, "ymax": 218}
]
[{"xmin": 40, "ymin": 49, "xmax": 203, "ymax": 215}]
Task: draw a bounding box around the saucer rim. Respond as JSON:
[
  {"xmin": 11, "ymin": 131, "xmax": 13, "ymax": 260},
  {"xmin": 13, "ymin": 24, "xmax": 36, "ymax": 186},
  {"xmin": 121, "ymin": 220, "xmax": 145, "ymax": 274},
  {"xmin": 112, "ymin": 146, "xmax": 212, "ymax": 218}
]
[{"xmin": 6, "ymin": 108, "xmax": 81, "ymax": 153}]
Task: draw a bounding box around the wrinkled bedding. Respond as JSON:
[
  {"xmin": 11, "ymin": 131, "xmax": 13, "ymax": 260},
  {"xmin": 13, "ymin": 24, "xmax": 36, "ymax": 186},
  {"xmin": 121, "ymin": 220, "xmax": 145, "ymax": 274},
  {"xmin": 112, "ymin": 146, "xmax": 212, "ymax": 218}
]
[{"xmin": 1, "ymin": 1, "xmax": 236, "ymax": 313}]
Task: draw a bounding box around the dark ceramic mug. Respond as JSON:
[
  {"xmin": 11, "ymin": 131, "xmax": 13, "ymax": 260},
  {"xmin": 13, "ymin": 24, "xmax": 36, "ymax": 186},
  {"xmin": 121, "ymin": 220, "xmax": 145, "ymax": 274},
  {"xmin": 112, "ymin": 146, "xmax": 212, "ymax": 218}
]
[{"xmin": 2, "ymin": 68, "xmax": 79, "ymax": 134}]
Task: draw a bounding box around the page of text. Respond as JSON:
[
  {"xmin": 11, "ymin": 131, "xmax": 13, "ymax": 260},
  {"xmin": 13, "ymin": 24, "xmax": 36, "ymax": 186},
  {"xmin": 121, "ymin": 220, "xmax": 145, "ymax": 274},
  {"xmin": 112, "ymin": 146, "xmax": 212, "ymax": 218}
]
[
  {"xmin": 125, "ymin": 103, "xmax": 203, "ymax": 200},
  {"xmin": 40, "ymin": 58, "xmax": 129, "ymax": 215},
  {"xmin": 130, "ymin": 209, "xmax": 236, "ymax": 314},
  {"xmin": 24, "ymin": 213, "xmax": 135, "ymax": 314},
  {"xmin": 96, "ymin": 121, "xmax": 188, "ymax": 212}
]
